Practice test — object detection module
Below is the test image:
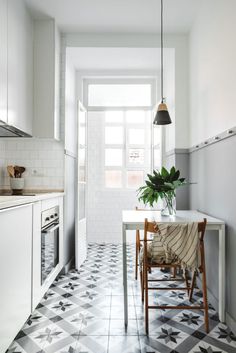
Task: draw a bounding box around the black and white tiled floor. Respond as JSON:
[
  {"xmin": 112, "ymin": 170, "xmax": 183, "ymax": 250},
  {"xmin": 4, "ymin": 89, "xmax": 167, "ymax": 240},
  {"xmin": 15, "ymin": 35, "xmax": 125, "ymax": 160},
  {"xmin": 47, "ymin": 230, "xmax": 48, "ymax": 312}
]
[{"xmin": 7, "ymin": 244, "xmax": 236, "ymax": 353}]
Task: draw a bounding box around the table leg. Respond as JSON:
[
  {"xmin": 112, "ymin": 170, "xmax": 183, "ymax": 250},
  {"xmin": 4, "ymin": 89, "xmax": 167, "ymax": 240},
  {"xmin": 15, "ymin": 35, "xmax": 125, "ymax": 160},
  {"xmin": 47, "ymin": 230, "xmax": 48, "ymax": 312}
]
[
  {"xmin": 218, "ymin": 224, "xmax": 226, "ymax": 322},
  {"xmin": 122, "ymin": 223, "xmax": 128, "ymax": 327}
]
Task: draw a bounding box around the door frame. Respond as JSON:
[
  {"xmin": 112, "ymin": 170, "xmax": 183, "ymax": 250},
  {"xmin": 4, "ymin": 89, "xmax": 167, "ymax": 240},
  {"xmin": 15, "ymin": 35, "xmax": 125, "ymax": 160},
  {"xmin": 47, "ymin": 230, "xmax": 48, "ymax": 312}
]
[{"xmin": 75, "ymin": 101, "xmax": 88, "ymax": 269}]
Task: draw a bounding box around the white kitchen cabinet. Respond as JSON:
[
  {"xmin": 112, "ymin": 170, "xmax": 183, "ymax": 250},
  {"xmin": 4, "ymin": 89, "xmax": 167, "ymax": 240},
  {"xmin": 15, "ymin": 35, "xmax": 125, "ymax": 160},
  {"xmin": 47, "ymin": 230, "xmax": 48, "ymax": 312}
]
[
  {"xmin": 0, "ymin": 0, "xmax": 7, "ymax": 124},
  {"xmin": 33, "ymin": 20, "xmax": 61, "ymax": 140},
  {"xmin": 7, "ymin": 0, "xmax": 33, "ymax": 135},
  {"xmin": 0, "ymin": 204, "xmax": 33, "ymax": 353}
]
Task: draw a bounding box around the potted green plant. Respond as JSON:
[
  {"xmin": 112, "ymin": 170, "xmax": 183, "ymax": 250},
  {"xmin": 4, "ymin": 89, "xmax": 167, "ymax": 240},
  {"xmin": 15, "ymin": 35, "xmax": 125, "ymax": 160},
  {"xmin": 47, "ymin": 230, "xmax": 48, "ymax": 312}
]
[{"xmin": 137, "ymin": 166, "xmax": 186, "ymax": 216}]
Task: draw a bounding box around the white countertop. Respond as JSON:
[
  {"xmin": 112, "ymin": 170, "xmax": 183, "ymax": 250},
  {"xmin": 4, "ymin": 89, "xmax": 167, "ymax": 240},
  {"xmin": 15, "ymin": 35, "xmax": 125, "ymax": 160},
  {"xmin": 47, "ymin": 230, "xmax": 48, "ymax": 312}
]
[{"xmin": 0, "ymin": 192, "xmax": 65, "ymax": 210}]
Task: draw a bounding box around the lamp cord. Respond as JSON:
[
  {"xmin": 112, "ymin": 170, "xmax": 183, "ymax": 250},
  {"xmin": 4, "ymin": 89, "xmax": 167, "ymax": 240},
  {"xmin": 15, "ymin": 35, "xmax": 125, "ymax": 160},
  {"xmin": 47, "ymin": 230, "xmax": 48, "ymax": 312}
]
[{"xmin": 161, "ymin": 0, "xmax": 164, "ymax": 103}]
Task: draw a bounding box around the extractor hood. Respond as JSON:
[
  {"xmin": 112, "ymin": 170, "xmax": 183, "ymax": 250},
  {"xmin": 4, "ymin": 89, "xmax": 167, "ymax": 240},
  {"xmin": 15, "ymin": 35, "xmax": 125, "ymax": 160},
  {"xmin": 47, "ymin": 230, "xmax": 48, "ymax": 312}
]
[{"xmin": 0, "ymin": 121, "xmax": 32, "ymax": 137}]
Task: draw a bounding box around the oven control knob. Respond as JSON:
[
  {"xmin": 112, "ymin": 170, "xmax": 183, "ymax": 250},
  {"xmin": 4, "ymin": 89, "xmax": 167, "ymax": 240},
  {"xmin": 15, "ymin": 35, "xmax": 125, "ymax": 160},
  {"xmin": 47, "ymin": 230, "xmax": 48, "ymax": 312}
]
[
  {"xmin": 50, "ymin": 215, "xmax": 54, "ymax": 219},
  {"xmin": 54, "ymin": 213, "xmax": 58, "ymax": 217},
  {"xmin": 45, "ymin": 217, "xmax": 50, "ymax": 221}
]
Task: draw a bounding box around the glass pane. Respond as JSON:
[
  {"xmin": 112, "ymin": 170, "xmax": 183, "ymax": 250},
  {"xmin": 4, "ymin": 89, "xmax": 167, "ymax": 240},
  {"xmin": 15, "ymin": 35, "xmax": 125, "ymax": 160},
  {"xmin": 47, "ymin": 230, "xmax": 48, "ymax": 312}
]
[
  {"xmin": 79, "ymin": 110, "xmax": 86, "ymax": 124},
  {"xmin": 105, "ymin": 126, "xmax": 123, "ymax": 144},
  {"xmin": 79, "ymin": 148, "xmax": 85, "ymax": 182},
  {"xmin": 105, "ymin": 170, "xmax": 122, "ymax": 188},
  {"xmin": 128, "ymin": 149, "xmax": 144, "ymax": 165},
  {"xmin": 79, "ymin": 125, "xmax": 86, "ymax": 145},
  {"xmin": 105, "ymin": 149, "xmax": 123, "ymax": 166},
  {"xmin": 154, "ymin": 126, "xmax": 161, "ymax": 146},
  {"xmin": 128, "ymin": 128, "xmax": 145, "ymax": 145},
  {"xmin": 126, "ymin": 110, "xmax": 145, "ymax": 124},
  {"xmin": 105, "ymin": 111, "xmax": 123, "ymax": 123},
  {"xmin": 79, "ymin": 183, "xmax": 85, "ymax": 220},
  {"xmin": 88, "ymin": 84, "xmax": 151, "ymax": 107},
  {"xmin": 154, "ymin": 148, "xmax": 161, "ymax": 169},
  {"xmin": 127, "ymin": 171, "xmax": 144, "ymax": 188}
]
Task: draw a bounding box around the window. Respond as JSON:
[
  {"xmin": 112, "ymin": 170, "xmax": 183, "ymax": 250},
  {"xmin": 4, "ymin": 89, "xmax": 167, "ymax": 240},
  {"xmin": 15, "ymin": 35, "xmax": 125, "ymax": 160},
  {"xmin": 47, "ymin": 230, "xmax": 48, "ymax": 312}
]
[
  {"xmin": 104, "ymin": 110, "xmax": 153, "ymax": 189},
  {"xmin": 88, "ymin": 83, "xmax": 152, "ymax": 107},
  {"xmin": 85, "ymin": 79, "xmax": 162, "ymax": 189}
]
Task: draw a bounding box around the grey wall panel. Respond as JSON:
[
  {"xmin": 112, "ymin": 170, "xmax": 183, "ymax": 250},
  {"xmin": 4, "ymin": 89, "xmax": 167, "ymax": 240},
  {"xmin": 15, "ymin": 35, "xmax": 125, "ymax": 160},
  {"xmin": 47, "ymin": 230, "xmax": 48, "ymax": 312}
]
[
  {"xmin": 176, "ymin": 151, "xmax": 189, "ymax": 210},
  {"xmin": 189, "ymin": 134, "xmax": 236, "ymax": 323},
  {"xmin": 165, "ymin": 149, "xmax": 189, "ymax": 210}
]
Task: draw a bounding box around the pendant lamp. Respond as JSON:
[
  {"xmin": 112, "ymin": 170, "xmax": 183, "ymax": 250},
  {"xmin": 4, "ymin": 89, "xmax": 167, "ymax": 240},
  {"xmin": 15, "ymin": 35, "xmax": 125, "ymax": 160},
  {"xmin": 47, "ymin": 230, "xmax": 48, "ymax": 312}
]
[{"xmin": 153, "ymin": 0, "xmax": 172, "ymax": 125}]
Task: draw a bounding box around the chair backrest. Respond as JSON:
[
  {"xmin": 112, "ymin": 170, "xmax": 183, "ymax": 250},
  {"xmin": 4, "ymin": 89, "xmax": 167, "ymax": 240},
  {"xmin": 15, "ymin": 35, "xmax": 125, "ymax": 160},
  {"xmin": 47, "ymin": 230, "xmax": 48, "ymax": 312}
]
[
  {"xmin": 144, "ymin": 218, "xmax": 207, "ymax": 240},
  {"xmin": 143, "ymin": 217, "xmax": 207, "ymax": 267},
  {"xmin": 198, "ymin": 218, "xmax": 207, "ymax": 241},
  {"xmin": 135, "ymin": 207, "xmax": 158, "ymax": 238}
]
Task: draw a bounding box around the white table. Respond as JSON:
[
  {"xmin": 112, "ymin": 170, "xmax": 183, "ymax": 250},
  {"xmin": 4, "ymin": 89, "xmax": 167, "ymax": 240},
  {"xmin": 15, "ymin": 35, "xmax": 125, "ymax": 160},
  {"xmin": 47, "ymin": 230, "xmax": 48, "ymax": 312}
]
[{"xmin": 122, "ymin": 210, "xmax": 225, "ymax": 327}]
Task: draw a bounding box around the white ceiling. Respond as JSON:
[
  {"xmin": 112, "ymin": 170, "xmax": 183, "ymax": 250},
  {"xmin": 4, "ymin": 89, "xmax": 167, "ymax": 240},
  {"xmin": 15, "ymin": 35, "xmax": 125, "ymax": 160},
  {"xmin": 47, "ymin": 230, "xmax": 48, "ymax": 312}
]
[
  {"xmin": 25, "ymin": 0, "xmax": 201, "ymax": 34},
  {"xmin": 66, "ymin": 47, "xmax": 174, "ymax": 72}
]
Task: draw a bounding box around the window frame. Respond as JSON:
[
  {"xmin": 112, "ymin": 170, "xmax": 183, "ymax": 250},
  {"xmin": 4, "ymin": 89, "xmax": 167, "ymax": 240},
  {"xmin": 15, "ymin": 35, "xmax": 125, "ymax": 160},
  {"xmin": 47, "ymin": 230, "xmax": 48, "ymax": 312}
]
[
  {"xmin": 83, "ymin": 77, "xmax": 163, "ymax": 190},
  {"xmin": 84, "ymin": 78, "xmax": 157, "ymax": 111}
]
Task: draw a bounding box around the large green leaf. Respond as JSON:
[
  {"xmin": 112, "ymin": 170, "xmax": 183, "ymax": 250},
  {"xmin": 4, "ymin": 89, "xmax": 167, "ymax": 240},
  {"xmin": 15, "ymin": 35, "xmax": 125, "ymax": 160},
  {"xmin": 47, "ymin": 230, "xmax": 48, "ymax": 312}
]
[
  {"xmin": 137, "ymin": 166, "xmax": 187, "ymax": 207},
  {"xmin": 161, "ymin": 167, "xmax": 169, "ymax": 179}
]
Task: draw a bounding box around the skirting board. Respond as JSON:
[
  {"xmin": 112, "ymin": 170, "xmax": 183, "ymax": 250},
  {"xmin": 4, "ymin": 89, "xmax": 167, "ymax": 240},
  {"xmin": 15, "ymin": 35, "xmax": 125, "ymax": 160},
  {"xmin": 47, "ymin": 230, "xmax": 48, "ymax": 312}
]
[{"xmin": 61, "ymin": 256, "xmax": 75, "ymax": 274}]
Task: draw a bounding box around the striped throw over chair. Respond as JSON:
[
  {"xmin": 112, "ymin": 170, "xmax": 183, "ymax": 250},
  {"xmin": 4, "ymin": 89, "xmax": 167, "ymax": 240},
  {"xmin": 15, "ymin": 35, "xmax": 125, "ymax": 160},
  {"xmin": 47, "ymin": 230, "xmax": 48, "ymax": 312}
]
[
  {"xmin": 135, "ymin": 207, "xmax": 177, "ymax": 280},
  {"xmin": 140, "ymin": 218, "xmax": 209, "ymax": 334}
]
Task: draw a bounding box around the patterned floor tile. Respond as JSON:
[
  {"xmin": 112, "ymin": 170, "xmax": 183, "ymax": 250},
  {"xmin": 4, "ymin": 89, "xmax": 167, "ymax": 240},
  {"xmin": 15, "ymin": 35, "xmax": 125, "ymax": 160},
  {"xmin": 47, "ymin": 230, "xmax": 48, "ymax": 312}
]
[
  {"xmin": 108, "ymin": 335, "xmax": 141, "ymax": 353},
  {"xmin": 109, "ymin": 319, "xmax": 139, "ymax": 336},
  {"xmin": 77, "ymin": 335, "xmax": 108, "ymax": 353},
  {"xmin": 188, "ymin": 341, "xmax": 229, "ymax": 353},
  {"xmin": 6, "ymin": 243, "xmax": 236, "ymax": 353}
]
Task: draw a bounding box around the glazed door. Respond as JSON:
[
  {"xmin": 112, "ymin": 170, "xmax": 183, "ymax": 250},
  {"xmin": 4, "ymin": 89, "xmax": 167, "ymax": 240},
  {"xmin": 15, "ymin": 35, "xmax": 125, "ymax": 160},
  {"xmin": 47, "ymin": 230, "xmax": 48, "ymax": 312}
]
[{"xmin": 75, "ymin": 101, "xmax": 87, "ymax": 268}]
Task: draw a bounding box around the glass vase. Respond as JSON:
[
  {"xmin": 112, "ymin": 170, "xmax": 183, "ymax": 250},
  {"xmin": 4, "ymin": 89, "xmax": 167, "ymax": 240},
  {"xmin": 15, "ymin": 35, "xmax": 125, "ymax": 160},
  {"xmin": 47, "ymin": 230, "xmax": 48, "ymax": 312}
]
[{"xmin": 161, "ymin": 195, "xmax": 176, "ymax": 217}]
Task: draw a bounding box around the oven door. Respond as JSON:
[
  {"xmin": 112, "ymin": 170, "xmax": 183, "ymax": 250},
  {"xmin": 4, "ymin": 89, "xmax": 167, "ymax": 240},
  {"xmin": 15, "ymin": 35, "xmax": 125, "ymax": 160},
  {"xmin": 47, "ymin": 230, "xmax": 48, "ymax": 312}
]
[{"xmin": 41, "ymin": 221, "xmax": 59, "ymax": 285}]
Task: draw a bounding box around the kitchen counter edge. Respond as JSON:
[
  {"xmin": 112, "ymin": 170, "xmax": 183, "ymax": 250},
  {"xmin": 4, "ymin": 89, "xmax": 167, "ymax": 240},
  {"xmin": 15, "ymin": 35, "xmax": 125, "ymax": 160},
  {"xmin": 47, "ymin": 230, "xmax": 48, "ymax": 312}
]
[{"xmin": 0, "ymin": 192, "xmax": 65, "ymax": 210}]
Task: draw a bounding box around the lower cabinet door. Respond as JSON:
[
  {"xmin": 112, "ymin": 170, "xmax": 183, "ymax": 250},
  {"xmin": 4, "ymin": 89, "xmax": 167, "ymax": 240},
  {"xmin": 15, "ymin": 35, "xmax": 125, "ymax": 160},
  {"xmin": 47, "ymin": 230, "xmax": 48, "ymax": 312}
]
[{"xmin": 0, "ymin": 204, "xmax": 33, "ymax": 352}]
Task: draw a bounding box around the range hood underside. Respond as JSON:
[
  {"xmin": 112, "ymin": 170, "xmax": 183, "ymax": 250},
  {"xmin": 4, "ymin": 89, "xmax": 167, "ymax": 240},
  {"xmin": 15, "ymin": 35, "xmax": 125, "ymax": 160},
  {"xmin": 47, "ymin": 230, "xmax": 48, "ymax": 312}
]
[{"xmin": 0, "ymin": 123, "xmax": 32, "ymax": 137}]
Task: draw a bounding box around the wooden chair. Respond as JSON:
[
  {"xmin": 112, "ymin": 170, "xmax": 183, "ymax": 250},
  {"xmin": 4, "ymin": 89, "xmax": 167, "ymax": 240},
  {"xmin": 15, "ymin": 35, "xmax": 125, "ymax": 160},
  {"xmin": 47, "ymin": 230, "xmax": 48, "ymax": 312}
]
[
  {"xmin": 141, "ymin": 218, "xmax": 209, "ymax": 334},
  {"xmin": 135, "ymin": 207, "xmax": 177, "ymax": 280}
]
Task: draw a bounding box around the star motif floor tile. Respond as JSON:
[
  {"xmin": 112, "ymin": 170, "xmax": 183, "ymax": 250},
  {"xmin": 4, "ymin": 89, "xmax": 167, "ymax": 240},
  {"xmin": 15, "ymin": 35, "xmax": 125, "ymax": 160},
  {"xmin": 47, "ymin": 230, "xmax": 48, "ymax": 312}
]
[{"xmin": 6, "ymin": 243, "xmax": 236, "ymax": 353}]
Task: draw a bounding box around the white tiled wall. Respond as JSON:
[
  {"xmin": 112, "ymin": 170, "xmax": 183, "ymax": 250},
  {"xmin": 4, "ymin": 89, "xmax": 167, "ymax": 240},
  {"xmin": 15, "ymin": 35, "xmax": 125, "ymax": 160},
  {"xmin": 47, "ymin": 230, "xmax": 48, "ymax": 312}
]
[
  {"xmin": 87, "ymin": 112, "xmax": 144, "ymax": 244},
  {"xmin": 0, "ymin": 138, "xmax": 64, "ymax": 190}
]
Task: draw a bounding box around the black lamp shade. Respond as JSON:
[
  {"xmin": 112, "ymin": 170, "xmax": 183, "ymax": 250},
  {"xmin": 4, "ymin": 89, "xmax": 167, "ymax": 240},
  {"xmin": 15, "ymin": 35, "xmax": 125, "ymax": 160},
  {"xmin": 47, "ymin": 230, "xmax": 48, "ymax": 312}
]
[{"xmin": 153, "ymin": 103, "xmax": 172, "ymax": 125}]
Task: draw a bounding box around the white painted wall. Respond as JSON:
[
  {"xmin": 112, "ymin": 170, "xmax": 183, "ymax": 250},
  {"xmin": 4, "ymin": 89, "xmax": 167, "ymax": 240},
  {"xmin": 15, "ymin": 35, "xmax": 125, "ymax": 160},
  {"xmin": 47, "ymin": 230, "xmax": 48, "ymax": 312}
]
[
  {"xmin": 65, "ymin": 33, "xmax": 190, "ymax": 152},
  {"xmin": 65, "ymin": 53, "xmax": 77, "ymax": 155},
  {"xmin": 189, "ymin": 0, "xmax": 236, "ymax": 146}
]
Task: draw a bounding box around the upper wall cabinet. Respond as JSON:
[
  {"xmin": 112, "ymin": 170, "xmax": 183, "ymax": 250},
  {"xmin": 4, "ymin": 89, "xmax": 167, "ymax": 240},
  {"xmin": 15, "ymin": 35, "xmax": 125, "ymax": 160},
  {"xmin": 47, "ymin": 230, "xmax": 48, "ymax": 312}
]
[
  {"xmin": 33, "ymin": 20, "xmax": 61, "ymax": 140},
  {"xmin": 0, "ymin": 0, "xmax": 7, "ymax": 124},
  {"xmin": 8, "ymin": 0, "xmax": 33, "ymax": 135}
]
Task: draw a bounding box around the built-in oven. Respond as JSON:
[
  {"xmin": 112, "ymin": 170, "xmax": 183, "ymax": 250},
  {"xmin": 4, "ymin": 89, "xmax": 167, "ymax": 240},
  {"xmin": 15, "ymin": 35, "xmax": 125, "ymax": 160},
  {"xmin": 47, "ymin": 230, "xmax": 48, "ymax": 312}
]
[{"xmin": 41, "ymin": 206, "xmax": 60, "ymax": 285}]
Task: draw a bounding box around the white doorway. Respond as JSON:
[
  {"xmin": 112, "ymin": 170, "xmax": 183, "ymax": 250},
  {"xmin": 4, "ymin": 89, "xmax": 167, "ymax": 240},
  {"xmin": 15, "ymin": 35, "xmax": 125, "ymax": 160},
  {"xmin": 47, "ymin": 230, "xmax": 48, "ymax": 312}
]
[
  {"xmin": 84, "ymin": 79, "xmax": 162, "ymax": 243},
  {"xmin": 75, "ymin": 101, "xmax": 88, "ymax": 269}
]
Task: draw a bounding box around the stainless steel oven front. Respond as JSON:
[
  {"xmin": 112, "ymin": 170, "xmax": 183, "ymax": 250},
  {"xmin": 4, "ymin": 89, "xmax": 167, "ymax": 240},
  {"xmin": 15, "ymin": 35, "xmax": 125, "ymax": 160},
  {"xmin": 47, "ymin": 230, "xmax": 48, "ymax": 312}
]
[{"xmin": 41, "ymin": 206, "xmax": 60, "ymax": 285}]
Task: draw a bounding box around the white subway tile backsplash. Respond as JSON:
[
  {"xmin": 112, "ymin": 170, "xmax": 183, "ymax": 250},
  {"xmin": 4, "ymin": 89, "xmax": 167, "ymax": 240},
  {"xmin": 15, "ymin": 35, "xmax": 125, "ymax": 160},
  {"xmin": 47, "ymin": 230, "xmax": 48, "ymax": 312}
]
[{"xmin": 0, "ymin": 138, "xmax": 64, "ymax": 190}]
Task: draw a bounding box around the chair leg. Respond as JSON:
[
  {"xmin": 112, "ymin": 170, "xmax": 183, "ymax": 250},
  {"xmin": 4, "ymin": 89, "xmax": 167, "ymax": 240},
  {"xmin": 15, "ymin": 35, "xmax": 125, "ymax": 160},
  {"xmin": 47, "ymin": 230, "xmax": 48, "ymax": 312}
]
[
  {"xmin": 184, "ymin": 269, "xmax": 190, "ymax": 296},
  {"xmin": 189, "ymin": 270, "xmax": 196, "ymax": 301},
  {"xmin": 144, "ymin": 262, "xmax": 149, "ymax": 335},
  {"xmin": 172, "ymin": 267, "xmax": 177, "ymax": 278},
  {"xmin": 141, "ymin": 266, "xmax": 145, "ymax": 303},
  {"xmin": 140, "ymin": 261, "xmax": 144, "ymax": 303}
]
